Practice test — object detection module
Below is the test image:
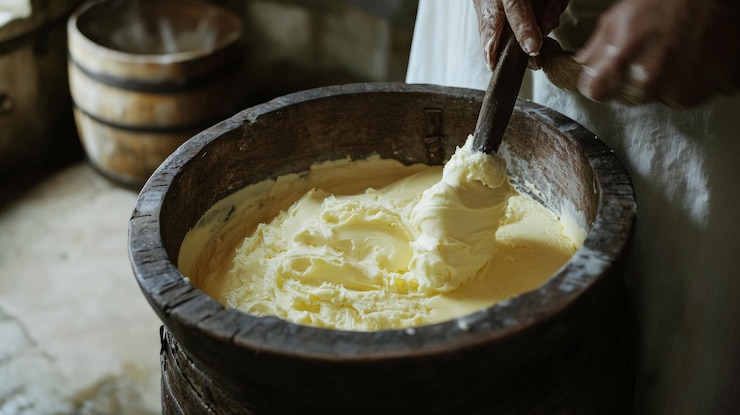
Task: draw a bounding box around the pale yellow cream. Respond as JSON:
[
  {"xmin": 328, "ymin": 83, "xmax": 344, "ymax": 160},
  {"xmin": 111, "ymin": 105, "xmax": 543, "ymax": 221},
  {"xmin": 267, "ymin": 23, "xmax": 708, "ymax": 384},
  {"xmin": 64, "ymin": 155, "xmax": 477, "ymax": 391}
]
[{"xmin": 179, "ymin": 136, "xmax": 583, "ymax": 331}]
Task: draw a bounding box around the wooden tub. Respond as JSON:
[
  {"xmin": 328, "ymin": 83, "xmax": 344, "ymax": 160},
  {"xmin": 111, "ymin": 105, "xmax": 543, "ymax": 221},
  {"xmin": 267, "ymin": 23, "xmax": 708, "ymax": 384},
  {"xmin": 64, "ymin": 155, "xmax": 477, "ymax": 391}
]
[
  {"xmin": 68, "ymin": 0, "xmax": 243, "ymax": 187},
  {"xmin": 129, "ymin": 83, "xmax": 636, "ymax": 414}
]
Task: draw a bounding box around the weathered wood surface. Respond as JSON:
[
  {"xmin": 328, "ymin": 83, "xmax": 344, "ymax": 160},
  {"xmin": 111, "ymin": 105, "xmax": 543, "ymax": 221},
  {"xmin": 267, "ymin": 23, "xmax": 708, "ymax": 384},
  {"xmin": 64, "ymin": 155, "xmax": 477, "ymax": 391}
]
[{"xmin": 129, "ymin": 82, "xmax": 637, "ymax": 414}]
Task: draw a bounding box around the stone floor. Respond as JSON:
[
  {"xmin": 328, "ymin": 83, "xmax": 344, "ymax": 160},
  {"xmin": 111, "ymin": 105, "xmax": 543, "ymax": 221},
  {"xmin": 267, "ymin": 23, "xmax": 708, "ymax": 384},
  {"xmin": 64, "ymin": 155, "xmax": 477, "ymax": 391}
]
[{"xmin": 0, "ymin": 163, "xmax": 161, "ymax": 415}]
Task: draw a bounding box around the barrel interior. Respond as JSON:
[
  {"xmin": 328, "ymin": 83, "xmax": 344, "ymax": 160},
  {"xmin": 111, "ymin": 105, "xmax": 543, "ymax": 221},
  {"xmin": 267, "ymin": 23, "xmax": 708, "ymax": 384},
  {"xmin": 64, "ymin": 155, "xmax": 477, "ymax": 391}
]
[{"xmin": 75, "ymin": 0, "xmax": 240, "ymax": 55}]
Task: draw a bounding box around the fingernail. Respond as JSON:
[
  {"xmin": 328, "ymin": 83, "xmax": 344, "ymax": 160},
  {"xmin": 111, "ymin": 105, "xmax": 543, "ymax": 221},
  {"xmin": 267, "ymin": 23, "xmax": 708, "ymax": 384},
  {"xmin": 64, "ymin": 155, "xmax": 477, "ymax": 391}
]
[
  {"xmin": 523, "ymin": 38, "xmax": 539, "ymax": 56},
  {"xmin": 604, "ymin": 44, "xmax": 619, "ymax": 57}
]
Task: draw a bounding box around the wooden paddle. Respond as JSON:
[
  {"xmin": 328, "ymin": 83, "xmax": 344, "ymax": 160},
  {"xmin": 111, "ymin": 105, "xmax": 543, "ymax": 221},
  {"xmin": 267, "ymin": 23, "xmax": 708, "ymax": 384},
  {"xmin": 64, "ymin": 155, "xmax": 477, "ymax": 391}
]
[
  {"xmin": 472, "ymin": 2, "xmax": 546, "ymax": 155},
  {"xmin": 472, "ymin": 24, "xmax": 531, "ymax": 154}
]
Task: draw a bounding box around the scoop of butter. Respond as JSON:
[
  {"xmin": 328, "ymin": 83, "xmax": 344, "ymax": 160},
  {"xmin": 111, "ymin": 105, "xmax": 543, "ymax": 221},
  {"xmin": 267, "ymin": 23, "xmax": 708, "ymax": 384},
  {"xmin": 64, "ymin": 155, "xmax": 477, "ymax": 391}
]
[{"xmin": 409, "ymin": 135, "xmax": 511, "ymax": 292}]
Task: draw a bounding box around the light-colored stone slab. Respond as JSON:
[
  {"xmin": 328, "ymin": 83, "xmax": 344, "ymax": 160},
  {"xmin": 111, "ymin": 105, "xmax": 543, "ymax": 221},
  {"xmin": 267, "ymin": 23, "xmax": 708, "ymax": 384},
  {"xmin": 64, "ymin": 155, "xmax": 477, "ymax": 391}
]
[{"xmin": 0, "ymin": 164, "xmax": 160, "ymax": 415}]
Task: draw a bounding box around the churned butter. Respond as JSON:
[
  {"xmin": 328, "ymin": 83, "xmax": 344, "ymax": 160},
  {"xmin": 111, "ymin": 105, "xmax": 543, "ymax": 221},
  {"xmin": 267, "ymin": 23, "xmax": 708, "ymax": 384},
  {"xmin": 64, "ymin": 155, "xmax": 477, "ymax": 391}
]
[{"xmin": 179, "ymin": 136, "xmax": 583, "ymax": 331}]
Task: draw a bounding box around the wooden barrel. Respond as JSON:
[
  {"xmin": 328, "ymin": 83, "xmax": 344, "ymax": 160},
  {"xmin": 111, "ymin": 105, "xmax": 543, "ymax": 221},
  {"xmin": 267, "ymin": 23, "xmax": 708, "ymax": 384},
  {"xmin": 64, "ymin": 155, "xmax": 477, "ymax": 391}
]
[
  {"xmin": 67, "ymin": 0, "xmax": 243, "ymax": 188},
  {"xmin": 0, "ymin": 0, "xmax": 83, "ymax": 180},
  {"xmin": 129, "ymin": 83, "xmax": 637, "ymax": 414}
]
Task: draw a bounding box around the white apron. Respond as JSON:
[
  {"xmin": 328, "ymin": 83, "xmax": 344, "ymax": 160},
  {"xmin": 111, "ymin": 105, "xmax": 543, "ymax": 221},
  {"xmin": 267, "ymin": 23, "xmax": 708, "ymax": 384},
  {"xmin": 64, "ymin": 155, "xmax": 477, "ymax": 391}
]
[{"xmin": 407, "ymin": 1, "xmax": 740, "ymax": 414}]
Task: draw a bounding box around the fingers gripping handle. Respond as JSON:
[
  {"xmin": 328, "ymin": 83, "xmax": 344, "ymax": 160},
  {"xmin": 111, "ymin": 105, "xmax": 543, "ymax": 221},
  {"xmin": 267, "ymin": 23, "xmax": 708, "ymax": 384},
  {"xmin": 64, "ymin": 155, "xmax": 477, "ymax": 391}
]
[{"xmin": 472, "ymin": 0, "xmax": 546, "ymax": 155}]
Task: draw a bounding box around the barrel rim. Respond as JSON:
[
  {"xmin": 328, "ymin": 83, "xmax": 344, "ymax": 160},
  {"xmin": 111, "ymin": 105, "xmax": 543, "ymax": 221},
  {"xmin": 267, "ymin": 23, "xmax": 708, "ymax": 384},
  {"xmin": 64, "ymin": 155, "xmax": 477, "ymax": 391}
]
[
  {"xmin": 67, "ymin": 0, "xmax": 242, "ymax": 65},
  {"xmin": 128, "ymin": 82, "xmax": 637, "ymax": 361}
]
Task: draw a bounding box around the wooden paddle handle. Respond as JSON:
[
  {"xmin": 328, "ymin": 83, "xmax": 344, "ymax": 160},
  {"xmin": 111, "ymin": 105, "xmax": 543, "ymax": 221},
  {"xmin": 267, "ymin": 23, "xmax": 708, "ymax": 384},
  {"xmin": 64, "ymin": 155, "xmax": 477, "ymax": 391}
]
[
  {"xmin": 538, "ymin": 37, "xmax": 585, "ymax": 94},
  {"xmin": 472, "ymin": 25, "xmax": 531, "ymax": 154},
  {"xmin": 472, "ymin": 0, "xmax": 550, "ymax": 154},
  {"xmin": 471, "ymin": 35, "xmax": 589, "ymax": 155}
]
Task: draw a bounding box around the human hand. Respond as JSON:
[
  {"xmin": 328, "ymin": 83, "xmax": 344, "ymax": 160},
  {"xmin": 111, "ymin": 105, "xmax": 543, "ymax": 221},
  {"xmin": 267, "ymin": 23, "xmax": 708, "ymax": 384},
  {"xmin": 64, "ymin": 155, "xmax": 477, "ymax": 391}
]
[
  {"xmin": 473, "ymin": 0, "xmax": 569, "ymax": 70},
  {"xmin": 574, "ymin": 0, "xmax": 740, "ymax": 108}
]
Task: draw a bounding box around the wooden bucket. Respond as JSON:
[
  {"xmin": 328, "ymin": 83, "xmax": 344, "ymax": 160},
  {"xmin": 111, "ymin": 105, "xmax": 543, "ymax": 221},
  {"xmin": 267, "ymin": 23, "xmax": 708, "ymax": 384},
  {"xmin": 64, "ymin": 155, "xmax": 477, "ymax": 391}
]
[
  {"xmin": 67, "ymin": 0, "xmax": 243, "ymax": 187},
  {"xmin": 129, "ymin": 83, "xmax": 637, "ymax": 414}
]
